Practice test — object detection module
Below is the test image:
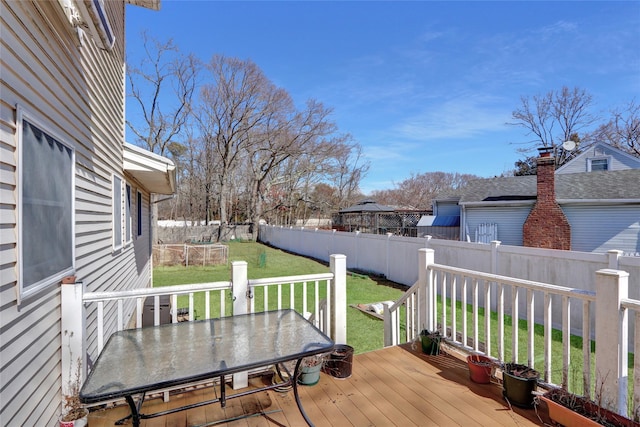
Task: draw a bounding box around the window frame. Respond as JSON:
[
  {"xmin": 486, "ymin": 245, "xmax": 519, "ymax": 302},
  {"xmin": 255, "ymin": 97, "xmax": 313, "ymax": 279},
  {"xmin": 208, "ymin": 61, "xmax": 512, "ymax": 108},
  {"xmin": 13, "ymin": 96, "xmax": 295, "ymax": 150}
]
[
  {"xmin": 588, "ymin": 157, "xmax": 610, "ymax": 172},
  {"xmin": 113, "ymin": 174, "xmax": 123, "ymax": 250},
  {"xmin": 17, "ymin": 106, "xmax": 75, "ymax": 302},
  {"xmin": 125, "ymin": 183, "xmax": 132, "ymax": 245}
]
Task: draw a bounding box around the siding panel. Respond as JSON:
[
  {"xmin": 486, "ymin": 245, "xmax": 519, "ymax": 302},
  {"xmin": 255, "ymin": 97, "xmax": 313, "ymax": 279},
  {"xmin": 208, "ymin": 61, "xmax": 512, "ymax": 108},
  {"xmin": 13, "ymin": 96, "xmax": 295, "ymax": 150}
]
[
  {"xmin": 565, "ymin": 205, "xmax": 640, "ymax": 254},
  {"xmin": 465, "ymin": 206, "xmax": 532, "ymax": 246}
]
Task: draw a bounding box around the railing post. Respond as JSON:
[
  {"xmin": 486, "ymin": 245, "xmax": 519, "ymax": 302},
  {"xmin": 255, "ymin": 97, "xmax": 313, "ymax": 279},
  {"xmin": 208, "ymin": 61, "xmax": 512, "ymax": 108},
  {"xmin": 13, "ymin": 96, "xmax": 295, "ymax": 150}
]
[
  {"xmin": 419, "ymin": 248, "xmax": 435, "ymax": 332},
  {"xmin": 61, "ymin": 277, "xmax": 86, "ymax": 398},
  {"xmin": 330, "ymin": 254, "xmax": 347, "ymax": 344},
  {"xmin": 231, "ymin": 261, "xmax": 249, "ymax": 389},
  {"xmin": 595, "ymin": 268, "xmax": 629, "ymax": 415}
]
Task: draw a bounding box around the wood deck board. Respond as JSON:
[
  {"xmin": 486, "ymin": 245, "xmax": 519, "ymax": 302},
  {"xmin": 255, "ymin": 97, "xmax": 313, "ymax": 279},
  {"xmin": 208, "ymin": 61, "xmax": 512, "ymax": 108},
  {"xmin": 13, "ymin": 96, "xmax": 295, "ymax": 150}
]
[{"xmin": 87, "ymin": 344, "xmax": 543, "ymax": 426}]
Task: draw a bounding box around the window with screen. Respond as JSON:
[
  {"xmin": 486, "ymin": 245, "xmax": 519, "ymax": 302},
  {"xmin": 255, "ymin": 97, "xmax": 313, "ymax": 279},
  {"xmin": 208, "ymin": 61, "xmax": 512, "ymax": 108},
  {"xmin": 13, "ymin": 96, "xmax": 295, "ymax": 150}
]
[
  {"xmin": 19, "ymin": 112, "xmax": 74, "ymax": 300},
  {"xmin": 137, "ymin": 191, "xmax": 143, "ymax": 237}
]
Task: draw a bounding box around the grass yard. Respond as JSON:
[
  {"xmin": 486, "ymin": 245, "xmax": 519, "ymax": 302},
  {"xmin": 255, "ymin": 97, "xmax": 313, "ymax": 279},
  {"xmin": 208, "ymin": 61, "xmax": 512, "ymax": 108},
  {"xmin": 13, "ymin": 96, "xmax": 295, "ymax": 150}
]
[{"xmin": 153, "ymin": 241, "xmax": 404, "ymax": 354}]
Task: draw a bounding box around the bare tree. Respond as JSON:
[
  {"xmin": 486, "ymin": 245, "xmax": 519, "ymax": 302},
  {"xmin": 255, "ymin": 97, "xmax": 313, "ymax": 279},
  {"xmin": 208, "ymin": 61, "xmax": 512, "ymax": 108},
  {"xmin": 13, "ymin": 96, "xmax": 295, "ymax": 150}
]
[
  {"xmin": 196, "ymin": 55, "xmax": 283, "ymax": 237},
  {"xmin": 371, "ymin": 172, "xmax": 477, "ymax": 210},
  {"xmin": 509, "ymin": 86, "xmax": 597, "ymax": 168},
  {"xmin": 126, "ymin": 32, "xmax": 198, "ymax": 242},
  {"xmin": 593, "ymin": 100, "xmax": 640, "ymax": 157}
]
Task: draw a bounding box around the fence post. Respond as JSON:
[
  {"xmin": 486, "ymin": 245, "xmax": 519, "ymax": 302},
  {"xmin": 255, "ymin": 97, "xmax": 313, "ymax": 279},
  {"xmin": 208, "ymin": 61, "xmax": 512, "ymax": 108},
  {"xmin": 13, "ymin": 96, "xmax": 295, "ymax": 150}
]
[
  {"xmin": 607, "ymin": 250, "xmax": 624, "ymax": 269},
  {"xmin": 330, "ymin": 254, "xmax": 347, "ymax": 344},
  {"xmin": 61, "ymin": 277, "xmax": 86, "ymax": 398},
  {"xmin": 231, "ymin": 261, "xmax": 249, "ymax": 389},
  {"xmin": 419, "ymin": 248, "xmax": 435, "ymax": 332},
  {"xmin": 595, "ymin": 268, "xmax": 629, "ymax": 415}
]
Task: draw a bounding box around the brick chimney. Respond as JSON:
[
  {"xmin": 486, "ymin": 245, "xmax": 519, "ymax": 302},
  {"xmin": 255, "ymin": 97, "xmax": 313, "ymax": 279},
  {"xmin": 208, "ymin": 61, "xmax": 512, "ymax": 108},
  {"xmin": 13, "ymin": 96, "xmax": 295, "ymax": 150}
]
[{"xmin": 522, "ymin": 147, "xmax": 571, "ymax": 250}]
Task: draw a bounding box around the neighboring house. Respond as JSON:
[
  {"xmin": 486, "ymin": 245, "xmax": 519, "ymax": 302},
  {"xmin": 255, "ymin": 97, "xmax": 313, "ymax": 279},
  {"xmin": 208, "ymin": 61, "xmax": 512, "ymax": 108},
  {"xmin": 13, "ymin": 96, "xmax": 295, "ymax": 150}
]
[
  {"xmin": 556, "ymin": 142, "xmax": 640, "ymax": 174},
  {"xmin": 433, "ymin": 144, "xmax": 640, "ymax": 254},
  {"xmin": 0, "ymin": 1, "xmax": 174, "ymax": 425}
]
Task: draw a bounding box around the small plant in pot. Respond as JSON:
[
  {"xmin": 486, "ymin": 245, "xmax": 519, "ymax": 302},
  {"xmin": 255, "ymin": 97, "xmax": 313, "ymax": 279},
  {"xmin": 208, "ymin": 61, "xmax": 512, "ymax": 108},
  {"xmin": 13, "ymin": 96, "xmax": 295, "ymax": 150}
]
[
  {"xmin": 466, "ymin": 354, "xmax": 496, "ymax": 384},
  {"xmin": 419, "ymin": 329, "xmax": 442, "ymax": 355},
  {"xmin": 60, "ymin": 360, "xmax": 88, "ymax": 427},
  {"xmin": 501, "ymin": 363, "xmax": 539, "ymax": 408},
  {"xmin": 298, "ymin": 354, "xmax": 325, "ymax": 386}
]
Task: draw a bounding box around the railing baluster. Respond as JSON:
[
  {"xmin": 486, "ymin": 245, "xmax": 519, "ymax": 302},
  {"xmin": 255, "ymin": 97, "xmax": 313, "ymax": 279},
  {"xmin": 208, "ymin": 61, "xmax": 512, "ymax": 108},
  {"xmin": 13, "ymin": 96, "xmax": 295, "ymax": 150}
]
[
  {"xmin": 512, "ymin": 286, "xmax": 519, "ymax": 364},
  {"xmin": 204, "ymin": 291, "xmax": 210, "ymax": 320},
  {"xmin": 264, "ymin": 285, "xmax": 269, "ymax": 311},
  {"xmin": 473, "ymin": 278, "xmax": 479, "ymax": 353},
  {"xmin": 189, "ymin": 292, "xmax": 194, "ymax": 321},
  {"xmin": 451, "ymin": 274, "xmax": 457, "ymax": 345},
  {"xmin": 302, "ymin": 281, "xmax": 308, "ymax": 315},
  {"xmin": 484, "ymin": 280, "xmax": 491, "ymax": 357},
  {"xmin": 462, "ymin": 276, "xmax": 468, "ymax": 349},
  {"xmin": 277, "ymin": 284, "xmax": 282, "ymax": 311},
  {"xmin": 220, "ymin": 290, "xmax": 226, "ymax": 318},
  {"xmin": 527, "ymin": 289, "xmax": 535, "ymax": 368},
  {"xmin": 136, "ymin": 297, "xmax": 143, "ymax": 328},
  {"xmin": 171, "ymin": 294, "xmax": 178, "ymax": 323},
  {"xmin": 497, "ymin": 282, "xmax": 504, "ymax": 362},
  {"xmin": 562, "ymin": 295, "xmax": 570, "ymax": 388},
  {"xmin": 583, "ymin": 300, "xmax": 591, "ymax": 398},
  {"xmin": 441, "ymin": 272, "xmax": 447, "ymax": 336},
  {"xmin": 117, "ymin": 299, "xmax": 123, "ymax": 331},
  {"xmin": 314, "ymin": 281, "xmax": 319, "ymax": 328},
  {"xmin": 544, "ymin": 292, "xmax": 552, "ymax": 383},
  {"xmin": 289, "ymin": 282, "xmax": 295, "ymax": 311},
  {"xmin": 153, "ymin": 295, "xmax": 160, "ymax": 326},
  {"xmin": 97, "ymin": 301, "xmax": 104, "ymax": 353}
]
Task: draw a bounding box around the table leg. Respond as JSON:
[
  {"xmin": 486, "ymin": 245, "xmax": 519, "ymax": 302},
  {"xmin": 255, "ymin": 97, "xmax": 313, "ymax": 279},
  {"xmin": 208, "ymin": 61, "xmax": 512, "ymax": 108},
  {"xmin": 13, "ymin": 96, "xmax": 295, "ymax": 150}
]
[
  {"xmin": 220, "ymin": 375, "xmax": 226, "ymax": 408},
  {"xmin": 292, "ymin": 358, "xmax": 315, "ymax": 427},
  {"xmin": 119, "ymin": 395, "xmax": 141, "ymax": 427}
]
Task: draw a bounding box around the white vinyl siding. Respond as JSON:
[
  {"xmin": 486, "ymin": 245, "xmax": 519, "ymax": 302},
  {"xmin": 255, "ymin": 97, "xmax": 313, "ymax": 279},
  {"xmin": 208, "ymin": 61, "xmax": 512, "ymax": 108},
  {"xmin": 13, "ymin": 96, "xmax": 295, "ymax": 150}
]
[
  {"xmin": 0, "ymin": 1, "xmax": 147, "ymax": 426},
  {"xmin": 564, "ymin": 205, "xmax": 640, "ymax": 254},
  {"xmin": 464, "ymin": 206, "xmax": 533, "ymax": 246},
  {"xmin": 113, "ymin": 175, "xmax": 123, "ymax": 249}
]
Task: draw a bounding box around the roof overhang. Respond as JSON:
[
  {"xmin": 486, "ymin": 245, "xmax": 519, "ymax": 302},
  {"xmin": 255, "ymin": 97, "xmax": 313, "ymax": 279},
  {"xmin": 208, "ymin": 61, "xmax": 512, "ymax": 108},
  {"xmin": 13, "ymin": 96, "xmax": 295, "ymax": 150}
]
[
  {"xmin": 125, "ymin": 0, "xmax": 160, "ymax": 11},
  {"xmin": 123, "ymin": 142, "xmax": 176, "ymax": 195}
]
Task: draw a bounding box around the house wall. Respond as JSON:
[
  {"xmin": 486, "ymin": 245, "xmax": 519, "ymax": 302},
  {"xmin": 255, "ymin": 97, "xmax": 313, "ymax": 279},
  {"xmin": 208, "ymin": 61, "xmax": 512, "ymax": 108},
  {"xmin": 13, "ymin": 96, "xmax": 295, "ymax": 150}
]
[
  {"xmin": 0, "ymin": 1, "xmax": 152, "ymax": 425},
  {"xmin": 464, "ymin": 205, "xmax": 532, "ymax": 246},
  {"xmin": 565, "ymin": 204, "xmax": 640, "ymax": 255}
]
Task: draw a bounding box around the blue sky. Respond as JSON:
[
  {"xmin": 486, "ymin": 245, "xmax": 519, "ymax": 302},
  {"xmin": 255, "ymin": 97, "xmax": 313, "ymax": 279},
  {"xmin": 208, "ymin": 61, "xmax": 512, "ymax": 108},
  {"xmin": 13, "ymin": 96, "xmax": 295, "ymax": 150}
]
[{"xmin": 125, "ymin": 1, "xmax": 640, "ymax": 194}]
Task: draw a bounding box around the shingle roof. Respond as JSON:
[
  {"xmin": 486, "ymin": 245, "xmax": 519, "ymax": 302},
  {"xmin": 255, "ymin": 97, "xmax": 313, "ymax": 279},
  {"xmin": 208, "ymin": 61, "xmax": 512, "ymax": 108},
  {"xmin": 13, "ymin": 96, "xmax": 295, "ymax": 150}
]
[
  {"xmin": 339, "ymin": 199, "xmax": 395, "ymax": 213},
  {"xmin": 453, "ymin": 170, "xmax": 640, "ymax": 204}
]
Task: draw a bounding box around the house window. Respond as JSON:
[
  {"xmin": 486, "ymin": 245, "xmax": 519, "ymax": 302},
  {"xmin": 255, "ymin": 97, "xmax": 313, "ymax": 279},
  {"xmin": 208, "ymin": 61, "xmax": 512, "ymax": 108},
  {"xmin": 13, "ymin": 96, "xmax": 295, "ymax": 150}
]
[
  {"xmin": 137, "ymin": 191, "xmax": 143, "ymax": 237},
  {"xmin": 588, "ymin": 157, "xmax": 609, "ymax": 171},
  {"xmin": 18, "ymin": 111, "xmax": 74, "ymax": 300},
  {"xmin": 113, "ymin": 175, "xmax": 122, "ymax": 249}
]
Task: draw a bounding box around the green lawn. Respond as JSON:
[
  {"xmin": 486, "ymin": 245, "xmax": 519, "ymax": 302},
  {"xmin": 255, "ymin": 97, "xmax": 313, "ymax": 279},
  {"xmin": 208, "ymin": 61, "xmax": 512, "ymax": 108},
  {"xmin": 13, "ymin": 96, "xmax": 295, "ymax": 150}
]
[{"xmin": 153, "ymin": 241, "xmax": 404, "ymax": 354}]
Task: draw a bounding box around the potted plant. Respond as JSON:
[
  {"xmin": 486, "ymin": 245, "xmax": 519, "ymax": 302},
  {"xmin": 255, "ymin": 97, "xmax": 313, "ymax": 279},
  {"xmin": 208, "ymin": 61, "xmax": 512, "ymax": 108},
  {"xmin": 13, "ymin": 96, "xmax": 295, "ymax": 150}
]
[
  {"xmin": 60, "ymin": 360, "xmax": 88, "ymax": 427},
  {"xmin": 537, "ymin": 387, "xmax": 640, "ymax": 427},
  {"xmin": 501, "ymin": 363, "xmax": 539, "ymax": 408},
  {"xmin": 419, "ymin": 329, "xmax": 442, "ymax": 355},
  {"xmin": 466, "ymin": 354, "xmax": 495, "ymax": 384},
  {"xmin": 298, "ymin": 354, "xmax": 324, "ymax": 386}
]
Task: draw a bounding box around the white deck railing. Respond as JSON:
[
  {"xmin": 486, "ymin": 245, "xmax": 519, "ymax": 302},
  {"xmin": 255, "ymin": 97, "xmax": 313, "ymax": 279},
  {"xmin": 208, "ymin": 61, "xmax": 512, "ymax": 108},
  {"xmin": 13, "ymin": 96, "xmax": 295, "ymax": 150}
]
[{"xmin": 384, "ymin": 248, "xmax": 636, "ymax": 419}]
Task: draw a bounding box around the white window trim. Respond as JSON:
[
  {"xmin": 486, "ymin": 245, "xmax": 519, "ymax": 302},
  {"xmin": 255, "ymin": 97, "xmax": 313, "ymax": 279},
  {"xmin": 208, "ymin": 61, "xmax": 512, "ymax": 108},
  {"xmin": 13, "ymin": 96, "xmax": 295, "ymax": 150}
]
[
  {"xmin": 125, "ymin": 183, "xmax": 132, "ymax": 245},
  {"xmin": 587, "ymin": 156, "xmax": 610, "ymax": 172},
  {"xmin": 16, "ymin": 105, "xmax": 76, "ymax": 303},
  {"xmin": 113, "ymin": 174, "xmax": 123, "ymax": 251}
]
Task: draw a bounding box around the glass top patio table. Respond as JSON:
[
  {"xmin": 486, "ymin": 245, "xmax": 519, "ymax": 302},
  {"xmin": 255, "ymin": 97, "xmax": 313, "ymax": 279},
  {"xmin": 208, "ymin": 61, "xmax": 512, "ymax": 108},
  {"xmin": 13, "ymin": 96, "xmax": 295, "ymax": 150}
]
[{"xmin": 80, "ymin": 309, "xmax": 335, "ymax": 404}]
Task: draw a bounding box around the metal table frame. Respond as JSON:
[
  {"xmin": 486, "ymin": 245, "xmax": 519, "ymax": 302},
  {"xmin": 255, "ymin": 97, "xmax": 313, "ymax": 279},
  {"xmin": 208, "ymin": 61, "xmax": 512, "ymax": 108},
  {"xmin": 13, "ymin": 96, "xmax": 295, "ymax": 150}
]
[{"xmin": 80, "ymin": 309, "xmax": 334, "ymax": 427}]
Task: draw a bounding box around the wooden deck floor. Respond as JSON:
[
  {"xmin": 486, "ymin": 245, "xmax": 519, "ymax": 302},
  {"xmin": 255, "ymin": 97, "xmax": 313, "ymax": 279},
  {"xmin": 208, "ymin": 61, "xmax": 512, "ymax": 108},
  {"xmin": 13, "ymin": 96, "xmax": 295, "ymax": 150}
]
[{"xmin": 87, "ymin": 344, "xmax": 547, "ymax": 426}]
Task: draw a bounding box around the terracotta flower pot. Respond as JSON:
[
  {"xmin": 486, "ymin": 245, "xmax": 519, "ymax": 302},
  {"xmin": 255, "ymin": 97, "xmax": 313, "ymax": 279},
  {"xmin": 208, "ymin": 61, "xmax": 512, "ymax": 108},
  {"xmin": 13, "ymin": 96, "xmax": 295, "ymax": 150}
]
[{"xmin": 466, "ymin": 354, "xmax": 493, "ymax": 384}]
